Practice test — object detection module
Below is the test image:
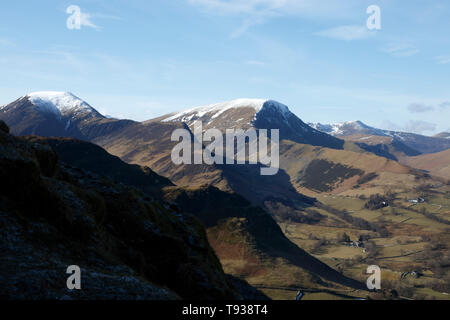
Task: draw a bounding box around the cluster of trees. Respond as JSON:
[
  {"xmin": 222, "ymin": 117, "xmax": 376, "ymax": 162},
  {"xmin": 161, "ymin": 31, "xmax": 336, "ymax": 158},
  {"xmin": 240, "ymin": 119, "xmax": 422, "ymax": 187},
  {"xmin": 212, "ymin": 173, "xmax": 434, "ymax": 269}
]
[
  {"xmin": 337, "ymin": 232, "xmax": 351, "ymax": 243},
  {"xmin": 318, "ymin": 204, "xmax": 390, "ymax": 237},
  {"xmin": 310, "ymin": 237, "xmax": 328, "ymax": 254},
  {"xmin": 405, "ymin": 206, "xmax": 450, "ymax": 226},
  {"xmin": 276, "ymin": 208, "xmax": 325, "ymax": 225},
  {"xmin": 364, "ymin": 194, "xmax": 389, "ymax": 210},
  {"xmin": 364, "ymin": 191, "xmax": 398, "ymax": 210},
  {"xmin": 416, "ymin": 238, "xmax": 449, "ymax": 284},
  {"xmin": 418, "ymin": 207, "xmax": 450, "ymax": 225},
  {"xmin": 319, "ymin": 204, "xmax": 371, "ymax": 229},
  {"xmin": 431, "ymin": 276, "xmax": 450, "ymax": 294},
  {"xmin": 364, "ymin": 240, "xmax": 380, "ymax": 261},
  {"xmin": 357, "ymin": 172, "xmax": 378, "ymax": 185},
  {"xmin": 267, "ymin": 201, "xmax": 325, "ymax": 225},
  {"xmin": 414, "ymin": 184, "xmax": 432, "ymax": 194}
]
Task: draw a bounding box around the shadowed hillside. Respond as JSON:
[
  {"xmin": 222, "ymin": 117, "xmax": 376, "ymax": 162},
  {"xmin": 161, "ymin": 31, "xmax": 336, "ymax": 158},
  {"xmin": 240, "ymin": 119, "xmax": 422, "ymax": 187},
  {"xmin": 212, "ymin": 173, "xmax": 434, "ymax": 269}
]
[
  {"xmin": 163, "ymin": 186, "xmax": 366, "ymax": 291},
  {"xmin": 32, "ymin": 136, "xmax": 366, "ymax": 293},
  {"xmin": 0, "ymin": 121, "xmax": 266, "ymax": 300}
]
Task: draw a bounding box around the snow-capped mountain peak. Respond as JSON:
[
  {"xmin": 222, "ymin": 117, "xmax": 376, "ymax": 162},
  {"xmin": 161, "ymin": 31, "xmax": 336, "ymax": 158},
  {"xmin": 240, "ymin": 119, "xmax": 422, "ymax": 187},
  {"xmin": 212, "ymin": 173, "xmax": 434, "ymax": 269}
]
[
  {"xmin": 162, "ymin": 98, "xmax": 291, "ymax": 123},
  {"xmin": 309, "ymin": 120, "xmax": 387, "ymax": 137},
  {"xmin": 159, "ymin": 98, "xmax": 344, "ymax": 149},
  {"xmin": 26, "ymin": 91, "xmax": 97, "ymax": 116}
]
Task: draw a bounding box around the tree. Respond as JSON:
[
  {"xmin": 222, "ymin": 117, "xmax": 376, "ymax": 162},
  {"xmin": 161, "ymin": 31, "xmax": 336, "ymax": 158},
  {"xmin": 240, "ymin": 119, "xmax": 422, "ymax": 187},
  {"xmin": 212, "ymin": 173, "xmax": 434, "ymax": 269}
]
[{"xmin": 337, "ymin": 232, "xmax": 351, "ymax": 243}]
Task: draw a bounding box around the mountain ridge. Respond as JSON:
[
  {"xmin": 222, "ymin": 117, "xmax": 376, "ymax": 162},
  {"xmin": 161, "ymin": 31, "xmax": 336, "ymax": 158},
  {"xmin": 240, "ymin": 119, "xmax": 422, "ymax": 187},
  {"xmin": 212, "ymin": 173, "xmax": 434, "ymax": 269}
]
[
  {"xmin": 309, "ymin": 120, "xmax": 450, "ymax": 155},
  {"xmin": 159, "ymin": 98, "xmax": 345, "ymax": 150}
]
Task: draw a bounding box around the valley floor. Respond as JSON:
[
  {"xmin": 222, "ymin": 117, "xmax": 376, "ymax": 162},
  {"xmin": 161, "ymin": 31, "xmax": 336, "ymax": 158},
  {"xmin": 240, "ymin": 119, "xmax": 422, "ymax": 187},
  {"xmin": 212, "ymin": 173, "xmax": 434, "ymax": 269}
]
[{"xmin": 275, "ymin": 187, "xmax": 450, "ymax": 300}]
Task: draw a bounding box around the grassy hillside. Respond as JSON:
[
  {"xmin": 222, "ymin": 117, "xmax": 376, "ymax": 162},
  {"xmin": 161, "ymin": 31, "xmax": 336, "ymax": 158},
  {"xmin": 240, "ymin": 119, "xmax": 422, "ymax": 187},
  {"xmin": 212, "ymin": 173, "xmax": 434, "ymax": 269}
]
[
  {"xmin": 163, "ymin": 186, "xmax": 367, "ymax": 294},
  {"xmin": 279, "ymin": 140, "xmax": 430, "ymax": 198},
  {"xmin": 401, "ymin": 149, "xmax": 450, "ymax": 180}
]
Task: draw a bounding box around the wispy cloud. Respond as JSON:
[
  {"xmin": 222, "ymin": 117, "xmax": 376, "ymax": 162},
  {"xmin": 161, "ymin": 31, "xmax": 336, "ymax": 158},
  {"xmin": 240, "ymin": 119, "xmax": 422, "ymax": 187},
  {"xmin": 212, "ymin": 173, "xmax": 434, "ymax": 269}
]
[
  {"xmin": 439, "ymin": 101, "xmax": 450, "ymax": 108},
  {"xmin": 404, "ymin": 120, "xmax": 437, "ymax": 134},
  {"xmin": 407, "ymin": 103, "xmax": 434, "ymax": 113},
  {"xmin": 381, "ymin": 42, "xmax": 419, "ymax": 57},
  {"xmin": 187, "ymin": 0, "xmax": 289, "ymax": 15},
  {"xmin": 80, "ymin": 11, "xmax": 99, "ymax": 29},
  {"xmin": 383, "ymin": 120, "xmax": 437, "ymax": 135},
  {"xmin": 435, "ymin": 55, "xmax": 450, "ymax": 64},
  {"xmin": 187, "ymin": 0, "xmax": 360, "ymax": 18},
  {"xmin": 316, "ymin": 25, "xmax": 374, "ymax": 41},
  {"xmin": 229, "ymin": 14, "xmax": 269, "ymax": 38},
  {"xmin": 245, "ymin": 60, "xmax": 266, "ymax": 66},
  {"xmin": 188, "ymin": 0, "xmax": 286, "ymax": 37},
  {"xmin": 66, "ymin": 6, "xmax": 122, "ymax": 30},
  {"xmin": 92, "ymin": 13, "xmax": 123, "ymax": 21},
  {"xmin": 407, "ymin": 101, "xmax": 450, "ymax": 113},
  {"xmin": 187, "ymin": 0, "xmax": 362, "ymax": 37}
]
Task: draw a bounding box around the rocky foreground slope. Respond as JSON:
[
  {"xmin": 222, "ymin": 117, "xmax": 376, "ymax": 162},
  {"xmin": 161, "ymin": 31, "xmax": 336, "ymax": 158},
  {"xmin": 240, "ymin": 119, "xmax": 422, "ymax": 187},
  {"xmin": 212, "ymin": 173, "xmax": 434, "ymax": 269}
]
[{"xmin": 0, "ymin": 120, "xmax": 266, "ymax": 300}]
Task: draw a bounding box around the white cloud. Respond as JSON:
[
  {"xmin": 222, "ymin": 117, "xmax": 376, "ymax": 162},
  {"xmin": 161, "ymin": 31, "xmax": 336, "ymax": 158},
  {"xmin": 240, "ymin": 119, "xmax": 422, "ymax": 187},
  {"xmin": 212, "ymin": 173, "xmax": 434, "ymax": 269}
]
[
  {"xmin": 435, "ymin": 55, "xmax": 450, "ymax": 64},
  {"xmin": 381, "ymin": 42, "xmax": 419, "ymax": 57},
  {"xmin": 316, "ymin": 25, "xmax": 374, "ymax": 41}
]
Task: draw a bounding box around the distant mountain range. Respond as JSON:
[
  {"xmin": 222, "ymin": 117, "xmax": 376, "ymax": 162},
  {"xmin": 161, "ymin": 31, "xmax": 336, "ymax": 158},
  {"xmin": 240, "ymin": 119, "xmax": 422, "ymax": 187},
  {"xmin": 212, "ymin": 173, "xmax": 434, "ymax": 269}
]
[
  {"xmin": 434, "ymin": 132, "xmax": 450, "ymax": 139},
  {"xmin": 1, "ymin": 92, "xmax": 445, "ymax": 199},
  {"xmin": 309, "ymin": 120, "xmax": 450, "ymax": 155}
]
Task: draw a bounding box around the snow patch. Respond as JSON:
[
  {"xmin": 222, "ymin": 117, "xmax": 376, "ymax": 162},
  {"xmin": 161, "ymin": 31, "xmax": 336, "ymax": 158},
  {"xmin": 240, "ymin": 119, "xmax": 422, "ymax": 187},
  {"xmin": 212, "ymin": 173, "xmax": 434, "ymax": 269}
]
[
  {"xmin": 27, "ymin": 91, "xmax": 95, "ymax": 116},
  {"xmin": 309, "ymin": 120, "xmax": 387, "ymax": 136},
  {"xmin": 163, "ymin": 99, "xmax": 266, "ymax": 122},
  {"xmin": 162, "ymin": 98, "xmax": 291, "ymax": 123}
]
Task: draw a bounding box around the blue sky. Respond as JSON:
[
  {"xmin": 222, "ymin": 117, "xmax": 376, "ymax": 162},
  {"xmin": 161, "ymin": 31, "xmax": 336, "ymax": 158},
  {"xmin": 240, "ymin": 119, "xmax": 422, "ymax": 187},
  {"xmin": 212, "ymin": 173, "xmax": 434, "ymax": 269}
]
[{"xmin": 0, "ymin": 0, "xmax": 449, "ymax": 135}]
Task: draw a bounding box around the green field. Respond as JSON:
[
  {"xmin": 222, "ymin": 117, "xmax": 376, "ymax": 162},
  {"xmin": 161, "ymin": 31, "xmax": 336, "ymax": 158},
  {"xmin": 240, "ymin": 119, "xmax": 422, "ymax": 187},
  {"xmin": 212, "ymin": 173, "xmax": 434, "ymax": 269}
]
[{"xmin": 278, "ymin": 185, "xmax": 450, "ymax": 300}]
